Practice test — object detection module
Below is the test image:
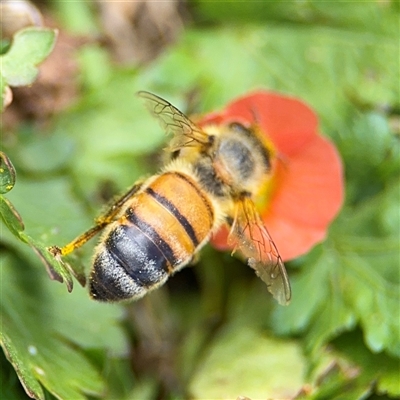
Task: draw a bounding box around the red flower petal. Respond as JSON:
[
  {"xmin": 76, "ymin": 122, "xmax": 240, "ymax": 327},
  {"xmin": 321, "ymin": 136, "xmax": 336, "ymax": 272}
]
[
  {"xmin": 263, "ymin": 135, "xmax": 343, "ymax": 260},
  {"xmin": 204, "ymin": 90, "xmax": 344, "ymax": 261}
]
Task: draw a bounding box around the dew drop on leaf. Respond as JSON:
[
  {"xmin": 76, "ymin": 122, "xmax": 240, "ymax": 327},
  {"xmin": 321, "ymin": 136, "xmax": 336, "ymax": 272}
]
[{"xmin": 0, "ymin": 151, "xmax": 16, "ymax": 194}]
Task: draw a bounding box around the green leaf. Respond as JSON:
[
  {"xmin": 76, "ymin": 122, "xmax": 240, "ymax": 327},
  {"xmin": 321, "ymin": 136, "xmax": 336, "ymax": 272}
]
[
  {"xmin": 0, "ymin": 27, "xmax": 57, "ymax": 87},
  {"xmin": 338, "ymin": 240, "xmax": 399, "ymax": 355},
  {"xmin": 189, "ymin": 325, "xmax": 306, "ymax": 399},
  {"xmin": 25, "ymin": 233, "xmax": 76, "ymax": 289},
  {"xmin": 0, "ymin": 151, "xmax": 78, "ymax": 288},
  {"xmin": 0, "ymin": 349, "xmax": 33, "ymax": 400},
  {"xmin": 303, "ymin": 348, "xmax": 373, "ymax": 400},
  {"xmin": 289, "ymin": 331, "xmax": 399, "ymax": 399},
  {"xmin": 274, "ymin": 246, "xmax": 357, "ymax": 349},
  {"xmin": 0, "ymin": 251, "xmax": 128, "ymax": 400},
  {"xmin": 0, "ymin": 171, "xmax": 100, "ymax": 291},
  {"xmin": 0, "ymin": 332, "xmax": 45, "ymax": 400},
  {"xmin": 331, "ymin": 112, "xmax": 400, "ymax": 204},
  {"xmin": 0, "ymin": 196, "xmax": 25, "ymax": 235},
  {"xmin": 0, "ymin": 196, "xmax": 77, "ymax": 291},
  {"xmin": 332, "ymin": 331, "xmax": 400, "ymax": 398}
]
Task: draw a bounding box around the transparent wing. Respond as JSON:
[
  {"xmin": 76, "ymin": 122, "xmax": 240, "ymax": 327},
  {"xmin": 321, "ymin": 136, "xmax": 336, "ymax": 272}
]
[
  {"xmin": 228, "ymin": 196, "xmax": 291, "ymax": 306},
  {"xmin": 137, "ymin": 91, "xmax": 210, "ymax": 151}
]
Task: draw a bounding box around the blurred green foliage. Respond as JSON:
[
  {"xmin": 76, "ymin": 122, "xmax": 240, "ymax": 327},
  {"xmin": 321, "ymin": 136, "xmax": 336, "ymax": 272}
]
[{"xmin": 1, "ymin": 1, "xmax": 399, "ymax": 399}]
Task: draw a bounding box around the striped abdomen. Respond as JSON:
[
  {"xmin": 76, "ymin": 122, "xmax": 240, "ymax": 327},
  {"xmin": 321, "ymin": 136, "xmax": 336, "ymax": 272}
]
[{"xmin": 90, "ymin": 171, "xmax": 215, "ymax": 301}]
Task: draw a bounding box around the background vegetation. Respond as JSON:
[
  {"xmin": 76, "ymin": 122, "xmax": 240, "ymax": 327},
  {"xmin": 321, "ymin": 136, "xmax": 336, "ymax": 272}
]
[{"xmin": 1, "ymin": 1, "xmax": 399, "ymax": 399}]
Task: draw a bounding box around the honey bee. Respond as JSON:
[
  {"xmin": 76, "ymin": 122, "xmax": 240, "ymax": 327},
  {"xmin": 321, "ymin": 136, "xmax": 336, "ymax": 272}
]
[{"xmin": 51, "ymin": 92, "xmax": 291, "ymax": 305}]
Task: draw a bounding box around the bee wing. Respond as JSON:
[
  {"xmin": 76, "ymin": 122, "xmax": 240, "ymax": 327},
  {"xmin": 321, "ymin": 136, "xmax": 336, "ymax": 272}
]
[
  {"xmin": 228, "ymin": 197, "xmax": 291, "ymax": 306},
  {"xmin": 137, "ymin": 91, "xmax": 210, "ymax": 151}
]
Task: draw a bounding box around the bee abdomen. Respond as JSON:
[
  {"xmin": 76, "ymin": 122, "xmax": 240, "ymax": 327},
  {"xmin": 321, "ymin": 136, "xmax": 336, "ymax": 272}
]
[
  {"xmin": 90, "ymin": 223, "xmax": 170, "ymax": 301},
  {"xmin": 90, "ymin": 171, "xmax": 216, "ymax": 302}
]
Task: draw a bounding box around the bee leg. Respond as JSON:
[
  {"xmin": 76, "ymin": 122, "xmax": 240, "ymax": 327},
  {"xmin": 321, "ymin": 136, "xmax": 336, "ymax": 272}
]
[
  {"xmin": 94, "ymin": 180, "xmax": 144, "ymax": 226},
  {"xmin": 50, "ymin": 181, "xmax": 143, "ymax": 257}
]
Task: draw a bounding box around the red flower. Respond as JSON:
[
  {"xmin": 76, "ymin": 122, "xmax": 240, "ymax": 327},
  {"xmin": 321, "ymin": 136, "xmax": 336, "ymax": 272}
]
[{"xmin": 200, "ymin": 91, "xmax": 344, "ymax": 261}]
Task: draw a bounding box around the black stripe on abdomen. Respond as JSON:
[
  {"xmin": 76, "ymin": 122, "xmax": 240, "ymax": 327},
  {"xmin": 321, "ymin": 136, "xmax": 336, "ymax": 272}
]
[
  {"xmin": 90, "ymin": 246, "xmax": 148, "ymax": 302},
  {"xmin": 145, "ymin": 187, "xmax": 199, "ymax": 247},
  {"xmin": 106, "ymin": 224, "xmax": 170, "ymax": 287},
  {"xmin": 172, "ymin": 171, "xmax": 214, "ymax": 220},
  {"xmin": 125, "ymin": 210, "xmax": 177, "ymax": 268}
]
